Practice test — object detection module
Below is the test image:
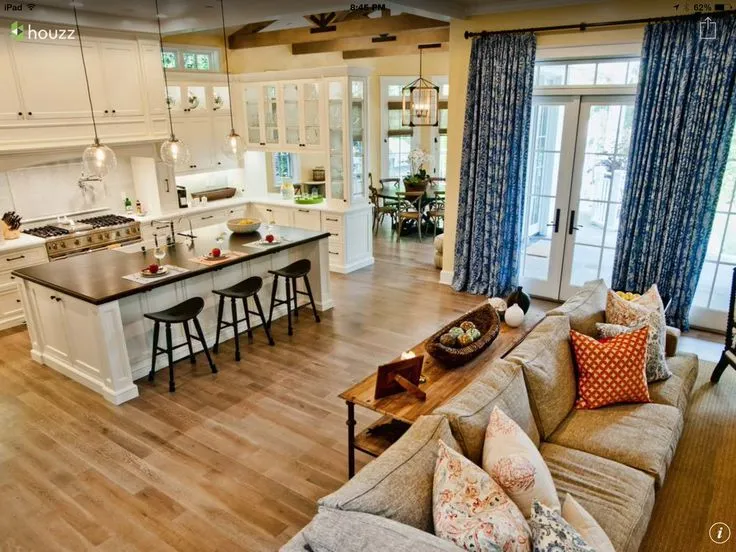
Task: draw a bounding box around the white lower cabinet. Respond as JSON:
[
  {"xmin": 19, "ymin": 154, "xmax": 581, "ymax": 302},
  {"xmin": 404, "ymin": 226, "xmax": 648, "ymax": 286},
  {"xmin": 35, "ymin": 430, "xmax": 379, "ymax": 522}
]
[
  {"xmin": 0, "ymin": 245, "xmax": 49, "ymax": 330},
  {"xmin": 293, "ymin": 208, "xmax": 322, "ymax": 231}
]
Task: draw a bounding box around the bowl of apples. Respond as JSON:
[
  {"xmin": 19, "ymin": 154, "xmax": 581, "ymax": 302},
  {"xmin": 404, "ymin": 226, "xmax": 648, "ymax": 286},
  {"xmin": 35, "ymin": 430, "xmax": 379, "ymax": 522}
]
[{"xmin": 227, "ymin": 218, "xmax": 261, "ymax": 234}]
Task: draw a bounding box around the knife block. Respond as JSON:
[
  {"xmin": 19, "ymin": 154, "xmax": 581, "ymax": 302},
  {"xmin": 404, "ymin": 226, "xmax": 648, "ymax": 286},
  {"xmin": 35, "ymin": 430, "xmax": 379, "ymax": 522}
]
[{"xmin": 1, "ymin": 221, "xmax": 20, "ymax": 240}]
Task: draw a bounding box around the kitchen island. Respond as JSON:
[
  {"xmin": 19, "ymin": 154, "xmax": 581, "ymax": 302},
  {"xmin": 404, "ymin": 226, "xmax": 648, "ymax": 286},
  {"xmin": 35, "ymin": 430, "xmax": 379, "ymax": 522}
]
[{"xmin": 12, "ymin": 224, "xmax": 332, "ymax": 404}]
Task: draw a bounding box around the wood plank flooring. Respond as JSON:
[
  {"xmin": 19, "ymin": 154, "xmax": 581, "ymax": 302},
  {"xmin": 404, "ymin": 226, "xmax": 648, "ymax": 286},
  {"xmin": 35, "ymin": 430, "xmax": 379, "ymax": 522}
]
[{"xmin": 0, "ymin": 225, "xmax": 728, "ymax": 551}]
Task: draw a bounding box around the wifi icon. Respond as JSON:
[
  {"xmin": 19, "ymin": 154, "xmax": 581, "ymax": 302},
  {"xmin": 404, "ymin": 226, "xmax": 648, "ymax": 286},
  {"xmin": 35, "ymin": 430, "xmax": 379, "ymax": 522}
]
[{"xmin": 27, "ymin": 3, "xmax": 36, "ymax": 9}]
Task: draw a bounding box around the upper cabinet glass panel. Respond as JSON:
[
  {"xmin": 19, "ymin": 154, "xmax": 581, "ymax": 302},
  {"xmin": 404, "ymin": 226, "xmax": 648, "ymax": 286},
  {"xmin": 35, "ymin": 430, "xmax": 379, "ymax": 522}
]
[{"xmin": 263, "ymin": 84, "xmax": 279, "ymax": 145}]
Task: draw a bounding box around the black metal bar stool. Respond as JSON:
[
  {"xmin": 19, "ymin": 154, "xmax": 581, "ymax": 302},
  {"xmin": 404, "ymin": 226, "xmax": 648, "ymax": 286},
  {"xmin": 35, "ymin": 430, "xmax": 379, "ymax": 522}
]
[
  {"xmin": 268, "ymin": 259, "xmax": 320, "ymax": 336},
  {"xmin": 145, "ymin": 297, "xmax": 217, "ymax": 392},
  {"xmin": 212, "ymin": 275, "xmax": 274, "ymax": 361}
]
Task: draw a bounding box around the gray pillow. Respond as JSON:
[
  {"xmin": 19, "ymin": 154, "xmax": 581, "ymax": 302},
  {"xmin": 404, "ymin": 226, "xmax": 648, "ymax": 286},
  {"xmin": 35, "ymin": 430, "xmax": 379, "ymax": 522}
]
[{"xmin": 596, "ymin": 322, "xmax": 672, "ymax": 382}]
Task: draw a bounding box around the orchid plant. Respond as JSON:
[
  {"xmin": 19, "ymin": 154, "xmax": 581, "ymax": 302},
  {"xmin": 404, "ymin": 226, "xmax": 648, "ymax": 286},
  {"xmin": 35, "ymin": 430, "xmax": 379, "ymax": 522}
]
[{"xmin": 405, "ymin": 148, "xmax": 432, "ymax": 187}]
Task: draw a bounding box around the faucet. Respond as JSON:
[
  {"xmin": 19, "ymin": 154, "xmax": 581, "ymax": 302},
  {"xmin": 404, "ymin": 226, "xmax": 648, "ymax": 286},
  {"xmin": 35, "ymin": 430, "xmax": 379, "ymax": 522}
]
[
  {"xmin": 176, "ymin": 217, "xmax": 196, "ymax": 249},
  {"xmin": 152, "ymin": 218, "xmax": 176, "ymax": 246}
]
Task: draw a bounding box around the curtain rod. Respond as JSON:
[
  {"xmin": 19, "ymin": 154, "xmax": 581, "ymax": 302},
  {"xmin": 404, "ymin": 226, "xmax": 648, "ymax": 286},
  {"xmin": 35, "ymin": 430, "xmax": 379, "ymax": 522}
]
[{"xmin": 464, "ymin": 10, "xmax": 736, "ymax": 39}]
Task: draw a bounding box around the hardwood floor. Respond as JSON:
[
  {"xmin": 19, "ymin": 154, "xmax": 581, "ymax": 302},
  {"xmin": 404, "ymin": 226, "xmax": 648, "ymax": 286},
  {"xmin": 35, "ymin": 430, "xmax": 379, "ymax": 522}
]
[{"xmin": 0, "ymin": 225, "xmax": 726, "ymax": 551}]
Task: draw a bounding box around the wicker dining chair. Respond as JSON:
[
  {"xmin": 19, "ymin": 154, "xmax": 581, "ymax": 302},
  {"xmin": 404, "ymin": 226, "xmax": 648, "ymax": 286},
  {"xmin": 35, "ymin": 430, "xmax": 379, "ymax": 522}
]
[
  {"xmin": 428, "ymin": 190, "xmax": 445, "ymax": 237},
  {"xmin": 380, "ymin": 178, "xmax": 400, "ymax": 189},
  {"xmin": 368, "ymin": 173, "xmax": 398, "ymax": 233},
  {"xmin": 396, "ymin": 191, "xmax": 425, "ymax": 241}
]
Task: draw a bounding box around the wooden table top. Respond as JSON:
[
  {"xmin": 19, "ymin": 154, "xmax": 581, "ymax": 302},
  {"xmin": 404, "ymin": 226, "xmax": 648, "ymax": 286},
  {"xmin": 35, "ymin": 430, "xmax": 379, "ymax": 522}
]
[{"xmin": 339, "ymin": 305, "xmax": 545, "ymax": 424}]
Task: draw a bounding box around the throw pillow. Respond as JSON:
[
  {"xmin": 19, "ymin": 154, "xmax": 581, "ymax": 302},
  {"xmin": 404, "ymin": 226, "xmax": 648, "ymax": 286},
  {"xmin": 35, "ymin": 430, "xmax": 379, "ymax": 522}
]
[
  {"xmin": 561, "ymin": 495, "xmax": 615, "ymax": 552},
  {"xmin": 529, "ymin": 500, "xmax": 594, "ymax": 552},
  {"xmin": 569, "ymin": 327, "xmax": 651, "ymax": 409},
  {"xmin": 596, "ymin": 321, "xmax": 669, "ymax": 382},
  {"xmin": 606, "ymin": 287, "xmax": 672, "ymax": 382},
  {"xmin": 433, "ymin": 440, "xmax": 531, "ymax": 552},
  {"xmin": 482, "ymin": 406, "xmax": 560, "ymax": 516}
]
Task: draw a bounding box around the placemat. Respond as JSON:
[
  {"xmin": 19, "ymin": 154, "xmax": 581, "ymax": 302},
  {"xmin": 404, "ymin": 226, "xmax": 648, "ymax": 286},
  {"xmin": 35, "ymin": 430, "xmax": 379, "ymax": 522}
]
[
  {"xmin": 122, "ymin": 265, "xmax": 189, "ymax": 285},
  {"xmin": 189, "ymin": 250, "xmax": 246, "ymax": 266}
]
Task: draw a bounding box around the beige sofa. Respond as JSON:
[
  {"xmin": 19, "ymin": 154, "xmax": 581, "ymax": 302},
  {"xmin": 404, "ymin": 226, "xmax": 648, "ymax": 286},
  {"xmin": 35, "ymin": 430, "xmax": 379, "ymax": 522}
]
[{"xmin": 282, "ymin": 280, "xmax": 698, "ymax": 552}]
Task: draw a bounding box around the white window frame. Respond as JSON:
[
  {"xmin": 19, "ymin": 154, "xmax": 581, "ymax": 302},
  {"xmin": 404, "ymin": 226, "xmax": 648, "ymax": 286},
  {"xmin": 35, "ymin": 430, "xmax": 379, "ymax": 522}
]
[
  {"xmin": 161, "ymin": 44, "xmax": 220, "ymax": 73},
  {"xmin": 380, "ymin": 76, "xmax": 419, "ymax": 181},
  {"xmin": 533, "ymin": 57, "xmax": 640, "ymax": 96}
]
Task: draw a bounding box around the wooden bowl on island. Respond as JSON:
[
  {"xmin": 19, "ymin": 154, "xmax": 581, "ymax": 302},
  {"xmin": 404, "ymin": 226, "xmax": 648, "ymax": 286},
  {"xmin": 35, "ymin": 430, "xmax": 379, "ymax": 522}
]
[
  {"xmin": 226, "ymin": 218, "xmax": 261, "ymax": 234},
  {"xmin": 425, "ymin": 302, "xmax": 501, "ymax": 367}
]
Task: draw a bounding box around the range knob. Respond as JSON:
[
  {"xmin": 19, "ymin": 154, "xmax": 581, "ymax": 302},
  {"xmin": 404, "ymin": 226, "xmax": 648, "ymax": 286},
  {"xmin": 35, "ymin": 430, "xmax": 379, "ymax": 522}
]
[
  {"xmin": 61, "ymin": 243, "xmax": 66, "ymax": 248},
  {"xmin": 115, "ymin": 231, "xmax": 121, "ymax": 238},
  {"xmin": 51, "ymin": 243, "xmax": 58, "ymax": 250},
  {"xmin": 74, "ymin": 239, "xmax": 80, "ymax": 246},
  {"xmin": 104, "ymin": 233, "xmax": 110, "ymax": 239},
  {"xmin": 87, "ymin": 237, "xmax": 93, "ymax": 243},
  {"xmin": 125, "ymin": 229, "xmax": 130, "ymax": 235}
]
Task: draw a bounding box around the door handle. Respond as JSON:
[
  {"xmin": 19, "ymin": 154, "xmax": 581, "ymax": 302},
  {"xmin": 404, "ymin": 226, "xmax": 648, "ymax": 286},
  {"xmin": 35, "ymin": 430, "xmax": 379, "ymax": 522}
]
[
  {"xmin": 568, "ymin": 210, "xmax": 584, "ymax": 235},
  {"xmin": 547, "ymin": 208, "xmax": 561, "ymax": 233}
]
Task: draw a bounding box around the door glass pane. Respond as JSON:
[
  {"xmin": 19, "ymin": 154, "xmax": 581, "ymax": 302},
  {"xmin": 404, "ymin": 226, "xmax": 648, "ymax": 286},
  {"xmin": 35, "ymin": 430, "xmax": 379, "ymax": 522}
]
[
  {"xmin": 388, "ymin": 136, "xmax": 412, "ymax": 179},
  {"xmin": 283, "ymin": 83, "xmax": 300, "ymax": 146},
  {"xmin": 571, "ymin": 245, "xmax": 602, "ymax": 286},
  {"xmin": 328, "ymin": 80, "xmax": 344, "ymax": 200},
  {"xmin": 351, "ymin": 79, "xmax": 365, "ymax": 199},
  {"xmin": 567, "ymin": 64, "xmax": 595, "ymax": 85},
  {"xmin": 538, "ymin": 65, "xmax": 565, "ymax": 86},
  {"xmin": 595, "ymin": 61, "xmax": 628, "ymax": 84}
]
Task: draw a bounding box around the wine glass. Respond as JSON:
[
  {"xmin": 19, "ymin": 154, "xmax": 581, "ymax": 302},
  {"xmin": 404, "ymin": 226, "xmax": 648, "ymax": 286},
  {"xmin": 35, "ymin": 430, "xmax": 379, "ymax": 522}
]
[{"xmin": 153, "ymin": 244, "xmax": 167, "ymax": 268}]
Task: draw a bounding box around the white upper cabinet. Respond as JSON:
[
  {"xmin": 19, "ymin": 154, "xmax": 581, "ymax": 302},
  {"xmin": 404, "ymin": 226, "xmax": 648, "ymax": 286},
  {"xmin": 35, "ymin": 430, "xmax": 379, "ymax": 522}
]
[
  {"xmin": 0, "ymin": 35, "xmax": 22, "ymax": 122},
  {"xmin": 139, "ymin": 41, "xmax": 167, "ymax": 117},
  {"xmin": 97, "ymin": 40, "xmax": 145, "ymax": 118},
  {"xmin": 244, "ymin": 84, "xmax": 264, "ymax": 147},
  {"xmin": 10, "ymin": 38, "xmax": 104, "ymax": 120}
]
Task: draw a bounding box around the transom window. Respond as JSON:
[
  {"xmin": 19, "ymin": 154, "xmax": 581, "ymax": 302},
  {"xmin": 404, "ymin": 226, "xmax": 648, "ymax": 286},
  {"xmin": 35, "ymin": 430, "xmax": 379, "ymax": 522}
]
[
  {"xmin": 535, "ymin": 58, "xmax": 640, "ymax": 87},
  {"xmin": 161, "ymin": 46, "xmax": 219, "ymax": 72}
]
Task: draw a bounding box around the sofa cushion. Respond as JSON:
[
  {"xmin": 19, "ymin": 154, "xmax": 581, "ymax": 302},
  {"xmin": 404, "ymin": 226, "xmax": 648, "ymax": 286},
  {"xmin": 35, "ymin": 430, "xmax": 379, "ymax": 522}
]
[
  {"xmin": 562, "ymin": 495, "xmax": 615, "ymax": 552},
  {"xmin": 546, "ymin": 279, "xmax": 607, "ymax": 336},
  {"xmin": 505, "ymin": 316, "xmax": 575, "ymax": 439},
  {"xmin": 434, "ymin": 358, "xmax": 539, "ymax": 464},
  {"xmin": 318, "ymin": 415, "xmax": 461, "ymax": 533},
  {"xmin": 547, "ymin": 403, "xmax": 683, "ymax": 487},
  {"xmin": 288, "ymin": 507, "xmax": 465, "ymax": 552},
  {"xmin": 541, "ymin": 443, "xmax": 656, "ymax": 552},
  {"xmin": 649, "ymin": 353, "xmax": 698, "ymax": 412}
]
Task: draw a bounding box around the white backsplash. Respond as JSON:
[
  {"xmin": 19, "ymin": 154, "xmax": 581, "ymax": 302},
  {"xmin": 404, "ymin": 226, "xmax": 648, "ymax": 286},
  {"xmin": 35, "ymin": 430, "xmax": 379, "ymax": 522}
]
[
  {"xmin": 2, "ymin": 159, "xmax": 136, "ymax": 222},
  {"xmin": 177, "ymin": 169, "xmax": 245, "ymax": 195}
]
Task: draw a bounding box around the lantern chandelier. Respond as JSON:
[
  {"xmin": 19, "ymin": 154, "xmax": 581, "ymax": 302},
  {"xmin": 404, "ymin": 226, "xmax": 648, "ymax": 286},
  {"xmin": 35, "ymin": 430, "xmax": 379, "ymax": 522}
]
[{"xmin": 402, "ymin": 44, "xmax": 442, "ymax": 127}]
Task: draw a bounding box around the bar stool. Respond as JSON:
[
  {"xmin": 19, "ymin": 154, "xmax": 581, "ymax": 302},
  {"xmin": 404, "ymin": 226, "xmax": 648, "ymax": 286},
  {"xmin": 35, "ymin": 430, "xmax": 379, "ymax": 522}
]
[
  {"xmin": 213, "ymin": 275, "xmax": 275, "ymax": 361},
  {"xmin": 268, "ymin": 259, "xmax": 320, "ymax": 336},
  {"xmin": 145, "ymin": 297, "xmax": 217, "ymax": 392}
]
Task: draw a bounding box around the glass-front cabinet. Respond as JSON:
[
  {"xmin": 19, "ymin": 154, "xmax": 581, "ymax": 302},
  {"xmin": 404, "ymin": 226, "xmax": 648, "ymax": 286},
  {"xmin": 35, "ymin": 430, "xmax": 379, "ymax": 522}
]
[
  {"xmin": 350, "ymin": 78, "xmax": 366, "ymax": 202},
  {"xmin": 328, "ymin": 80, "xmax": 345, "ymax": 202},
  {"xmin": 262, "ymin": 84, "xmax": 280, "ymax": 146}
]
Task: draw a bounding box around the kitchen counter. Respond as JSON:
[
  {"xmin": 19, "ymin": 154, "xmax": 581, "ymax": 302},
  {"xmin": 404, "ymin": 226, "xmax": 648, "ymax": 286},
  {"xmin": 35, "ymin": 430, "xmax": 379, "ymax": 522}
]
[
  {"xmin": 0, "ymin": 233, "xmax": 46, "ymax": 254},
  {"xmin": 13, "ymin": 222, "xmax": 332, "ymax": 404},
  {"xmin": 13, "ymin": 224, "xmax": 329, "ymax": 305},
  {"xmin": 121, "ymin": 196, "xmax": 250, "ymax": 224}
]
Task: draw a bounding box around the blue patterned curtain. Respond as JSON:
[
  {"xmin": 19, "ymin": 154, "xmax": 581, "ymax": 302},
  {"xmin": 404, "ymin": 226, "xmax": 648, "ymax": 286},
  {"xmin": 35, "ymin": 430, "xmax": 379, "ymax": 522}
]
[
  {"xmin": 452, "ymin": 33, "xmax": 536, "ymax": 297},
  {"xmin": 613, "ymin": 14, "xmax": 736, "ymax": 330}
]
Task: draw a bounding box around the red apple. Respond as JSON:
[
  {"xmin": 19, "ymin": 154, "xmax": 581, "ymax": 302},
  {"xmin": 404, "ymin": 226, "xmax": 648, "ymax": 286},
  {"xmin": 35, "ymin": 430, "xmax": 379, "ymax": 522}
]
[
  {"xmin": 211, "ymin": 247, "xmax": 221, "ymax": 258},
  {"xmin": 265, "ymin": 234, "xmax": 275, "ymax": 243},
  {"xmin": 148, "ymin": 263, "xmax": 159, "ymax": 274}
]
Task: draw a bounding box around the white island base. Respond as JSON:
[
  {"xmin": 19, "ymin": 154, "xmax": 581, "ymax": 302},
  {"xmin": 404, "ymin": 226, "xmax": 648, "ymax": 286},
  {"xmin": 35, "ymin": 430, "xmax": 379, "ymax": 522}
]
[{"xmin": 17, "ymin": 237, "xmax": 331, "ymax": 405}]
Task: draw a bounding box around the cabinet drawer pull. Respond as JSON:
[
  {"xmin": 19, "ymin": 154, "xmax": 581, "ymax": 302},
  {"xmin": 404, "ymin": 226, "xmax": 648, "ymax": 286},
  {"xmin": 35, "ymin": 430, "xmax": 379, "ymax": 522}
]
[
  {"xmin": 265, "ymin": 208, "xmax": 273, "ymax": 213},
  {"xmin": 298, "ymin": 209, "xmax": 310, "ymax": 213},
  {"xmin": 50, "ymin": 295, "xmax": 56, "ymax": 300},
  {"xmin": 17, "ymin": 111, "xmax": 22, "ymax": 116},
  {"xmin": 201, "ymin": 215, "xmax": 214, "ymax": 220},
  {"xmin": 16, "ymin": 299, "xmax": 21, "ymax": 303},
  {"xmin": 325, "ymin": 218, "xmax": 338, "ymax": 222},
  {"xmin": 329, "ymin": 251, "xmax": 339, "ymax": 256},
  {"xmin": 6, "ymin": 255, "xmax": 25, "ymax": 261},
  {"xmin": 330, "ymin": 233, "xmax": 339, "ymax": 237},
  {"xmin": 10, "ymin": 276, "xmax": 15, "ymax": 280}
]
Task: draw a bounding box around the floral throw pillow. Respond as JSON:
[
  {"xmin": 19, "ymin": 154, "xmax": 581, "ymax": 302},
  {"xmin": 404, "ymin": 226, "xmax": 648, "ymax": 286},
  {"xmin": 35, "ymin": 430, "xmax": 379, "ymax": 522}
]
[
  {"xmin": 570, "ymin": 328, "xmax": 651, "ymax": 409},
  {"xmin": 482, "ymin": 406, "xmax": 560, "ymax": 517},
  {"xmin": 529, "ymin": 500, "xmax": 594, "ymax": 552},
  {"xmin": 433, "ymin": 440, "xmax": 531, "ymax": 552},
  {"xmin": 605, "ymin": 288, "xmax": 672, "ymax": 382}
]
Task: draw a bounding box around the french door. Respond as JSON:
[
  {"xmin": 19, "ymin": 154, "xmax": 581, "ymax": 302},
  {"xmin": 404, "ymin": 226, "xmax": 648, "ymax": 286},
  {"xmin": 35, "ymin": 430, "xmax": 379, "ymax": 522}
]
[{"xmin": 520, "ymin": 95, "xmax": 635, "ymax": 301}]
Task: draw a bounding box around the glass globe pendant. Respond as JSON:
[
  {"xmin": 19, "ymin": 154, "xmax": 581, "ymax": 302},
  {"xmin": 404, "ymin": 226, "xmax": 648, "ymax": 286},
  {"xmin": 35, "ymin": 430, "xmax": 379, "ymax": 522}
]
[
  {"xmin": 160, "ymin": 136, "xmax": 191, "ymax": 169},
  {"xmin": 223, "ymin": 129, "xmax": 244, "ymax": 160},
  {"xmin": 82, "ymin": 139, "xmax": 117, "ymax": 178}
]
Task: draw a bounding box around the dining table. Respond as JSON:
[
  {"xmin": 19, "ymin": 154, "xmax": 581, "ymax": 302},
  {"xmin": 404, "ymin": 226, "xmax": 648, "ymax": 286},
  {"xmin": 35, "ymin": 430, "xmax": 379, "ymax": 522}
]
[{"xmin": 377, "ymin": 181, "xmax": 446, "ymax": 236}]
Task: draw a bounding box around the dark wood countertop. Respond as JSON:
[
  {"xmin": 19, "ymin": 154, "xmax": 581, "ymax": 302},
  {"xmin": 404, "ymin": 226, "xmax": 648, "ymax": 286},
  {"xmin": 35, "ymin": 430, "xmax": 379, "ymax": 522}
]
[{"xmin": 12, "ymin": 224, "xmax": 330, "ymax": 305}]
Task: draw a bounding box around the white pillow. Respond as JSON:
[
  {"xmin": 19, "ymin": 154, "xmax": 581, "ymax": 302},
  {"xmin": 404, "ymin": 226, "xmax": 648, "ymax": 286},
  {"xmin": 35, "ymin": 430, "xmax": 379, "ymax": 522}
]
[
  {"xmin": 482, "ymin": 406, "xmax": 561, "ymax": 516},
  {"xmin": 562, "ymin": 494, "xmax": 615, "ymax": 552},
  {"xmin": 433, "ymin": 440, "xmax": 531, "ymax": 552}
]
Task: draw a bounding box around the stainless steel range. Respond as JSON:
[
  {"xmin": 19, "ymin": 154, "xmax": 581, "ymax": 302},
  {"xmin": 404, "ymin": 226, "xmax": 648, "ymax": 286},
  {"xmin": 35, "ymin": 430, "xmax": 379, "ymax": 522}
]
[{"xmin": 24, "ymin": 215, "xmax": 141, "ymax": 259}]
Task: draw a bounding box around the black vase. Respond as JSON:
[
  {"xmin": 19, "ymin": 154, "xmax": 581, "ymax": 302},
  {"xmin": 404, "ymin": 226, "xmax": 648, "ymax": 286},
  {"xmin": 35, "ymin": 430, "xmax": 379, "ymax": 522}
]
[{"xmin": 506, "ymin": 286, "xmax": 531, "ymax": 314}]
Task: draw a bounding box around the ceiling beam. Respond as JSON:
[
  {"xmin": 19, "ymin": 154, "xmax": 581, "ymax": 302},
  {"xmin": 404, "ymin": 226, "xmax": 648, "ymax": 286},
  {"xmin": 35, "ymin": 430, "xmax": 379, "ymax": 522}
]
[
  {"xmin": 229, "ymin": 13, "xmax": 448, "ymax": 49},
  {"xmin": 342, "ymin": 43, "xmax": 449, "ymax": 60},
  {"xmin": 292, "ymin": 27, "xmax": 449, "ymax": 55},
  {"xmin": 230, "ymin": 20, "xmax": 277, "ymax": 38}
]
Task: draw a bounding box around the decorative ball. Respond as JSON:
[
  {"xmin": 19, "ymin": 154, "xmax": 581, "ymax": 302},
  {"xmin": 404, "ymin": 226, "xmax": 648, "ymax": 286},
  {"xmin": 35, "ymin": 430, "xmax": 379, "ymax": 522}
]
[
  {"xmin": 457, "ymin": 333, "xmax": 473, "ymax": 347},
  {"xmin": 449, "ymin": 327, "xmax": 464, "ymax": 339},
  {"xmin": 467, "ymin": 328, "xmax": 482, "ymax": 341},
  {"xmin": 439, "ymin": 333, "xmax": 456, "ymax": 347},
  {"xmin": 459, "ymin": 321, "xmax": 476, "ymax": 332},
  {"xmin": 505, "ymin": 304, "xmax": 525, "ymax": 328}
]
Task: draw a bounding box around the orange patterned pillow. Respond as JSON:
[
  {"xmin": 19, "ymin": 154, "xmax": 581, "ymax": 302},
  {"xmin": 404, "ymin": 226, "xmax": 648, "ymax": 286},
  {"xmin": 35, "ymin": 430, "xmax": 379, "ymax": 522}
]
[{"xmin": 570, "ymin": 327, "xmax": 651, "ymax": 409}]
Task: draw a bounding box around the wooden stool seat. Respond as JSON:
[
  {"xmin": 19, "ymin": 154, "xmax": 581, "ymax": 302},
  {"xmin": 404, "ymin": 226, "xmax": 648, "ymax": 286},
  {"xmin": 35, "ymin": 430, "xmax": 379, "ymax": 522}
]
[
  {"xmin": 145, "ymin": 296, "xmax": 216, "ymax": 393},
  {"xmin": 269, "ymin": 259, "xmax": 311, "ymax": 279},
  {"xmin": 213, "ymin": 276, "xmax": 274, "ymax": 362},
  {"xmin": 268, "ymin": 259, "xmax": 320, "ymax": 336}
]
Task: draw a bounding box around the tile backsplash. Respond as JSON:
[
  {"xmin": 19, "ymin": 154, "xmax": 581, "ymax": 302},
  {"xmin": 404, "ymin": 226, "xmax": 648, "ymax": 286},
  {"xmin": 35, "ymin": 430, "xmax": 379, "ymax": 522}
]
[
  {"xmin": 2, "ymin": 159, "xmax": 136, "ymax": 222},
  {"xmin": 177, "ymin": 169, "xmax": 245, "ymax": 196}
]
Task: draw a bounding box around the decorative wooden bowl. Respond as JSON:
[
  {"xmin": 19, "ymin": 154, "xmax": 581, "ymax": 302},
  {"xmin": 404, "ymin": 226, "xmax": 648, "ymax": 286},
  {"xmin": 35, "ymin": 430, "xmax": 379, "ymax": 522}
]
[
  {"xmin": 191, "ymin": 187, "xmax": 237, "ymax": 202},
  {"xmin": 425, "ymin": 303, "xmax": 501, "ymax": 367}
]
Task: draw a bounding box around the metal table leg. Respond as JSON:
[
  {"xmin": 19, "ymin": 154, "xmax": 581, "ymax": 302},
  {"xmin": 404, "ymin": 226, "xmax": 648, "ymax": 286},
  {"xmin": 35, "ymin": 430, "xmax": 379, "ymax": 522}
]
[{"xmin": 346, "ymin": 401, "xmax": 356, "ymax": 479}]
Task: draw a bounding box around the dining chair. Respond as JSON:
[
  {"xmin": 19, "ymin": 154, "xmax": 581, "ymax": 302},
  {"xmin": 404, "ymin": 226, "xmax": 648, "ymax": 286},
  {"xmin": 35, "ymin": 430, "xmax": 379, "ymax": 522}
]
[
  {"xmin": 380, "ymin": 178, "xmax": 400, "ymax": 190},
  {"xmin": 369, "ymin": 174, "xmax": 398, "ymax": 233},
  {"xmin": 428, "ymin": 190, "xmax": 445, "ymax": 237},
  {"xmin": 396, "ymin": 191, "xmax": 425, "ymax": 241}
]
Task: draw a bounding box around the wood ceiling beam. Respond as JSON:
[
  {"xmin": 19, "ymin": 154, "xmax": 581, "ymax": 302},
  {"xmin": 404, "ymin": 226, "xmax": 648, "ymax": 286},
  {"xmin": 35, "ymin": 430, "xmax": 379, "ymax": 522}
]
[
  {"xmin": 292, "ymin": 27, "xmax": 449, "ymax": 55},
  {"xmin": 230, "ymin": 20, "xmax": 276, "ymax": 38},
  {"xmin": 229, "ymin": 13, "xmax": 448, "ymax": 49},
  {"xmin": 342, "ymin": 42, "xmax": 449, "ymax": 60}
]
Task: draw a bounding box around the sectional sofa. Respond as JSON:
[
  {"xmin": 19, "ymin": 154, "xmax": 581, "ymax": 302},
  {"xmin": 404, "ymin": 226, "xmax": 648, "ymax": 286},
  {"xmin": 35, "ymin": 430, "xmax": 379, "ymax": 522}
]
[{"xmin": 282, "ymin": 279, "xmax": 699, "ymax": 552}]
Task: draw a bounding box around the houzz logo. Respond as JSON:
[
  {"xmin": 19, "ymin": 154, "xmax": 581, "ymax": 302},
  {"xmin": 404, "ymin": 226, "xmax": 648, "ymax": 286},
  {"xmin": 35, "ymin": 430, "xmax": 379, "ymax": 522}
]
[{"xmin": 9, "ymin": 21, "xmax": 76, "ymax": 41}]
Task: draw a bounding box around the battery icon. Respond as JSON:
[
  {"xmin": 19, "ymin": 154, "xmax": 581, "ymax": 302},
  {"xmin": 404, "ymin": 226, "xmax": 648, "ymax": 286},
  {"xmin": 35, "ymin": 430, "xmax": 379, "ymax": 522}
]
[{"xmin": 715, "ymin": 3, "xmax": 725, "ymax": 9}]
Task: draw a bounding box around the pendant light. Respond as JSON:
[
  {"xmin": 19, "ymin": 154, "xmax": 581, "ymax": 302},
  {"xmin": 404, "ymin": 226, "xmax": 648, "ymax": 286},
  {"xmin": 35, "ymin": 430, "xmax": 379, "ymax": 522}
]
[
  {"xmin": 218, "ymin": 0, "xmax": 244, "ymax": 160},
  {"xmin": 402, "ymin": 44, "xmax": 441, "ymax": 127},
  {"xmin": 73, "ymin": 4, "xmax": 117, "ymax": 178},
  {"xmin": 155, "ymin": 0, "xmax": 191, "ymax": 169}
]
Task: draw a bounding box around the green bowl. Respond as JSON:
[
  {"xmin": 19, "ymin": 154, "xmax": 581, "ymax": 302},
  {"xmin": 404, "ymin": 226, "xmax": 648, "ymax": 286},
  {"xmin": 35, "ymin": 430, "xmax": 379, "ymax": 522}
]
[{"xmin": 294, "ymin": 196, "xmax": 324, "ymax": 205}]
